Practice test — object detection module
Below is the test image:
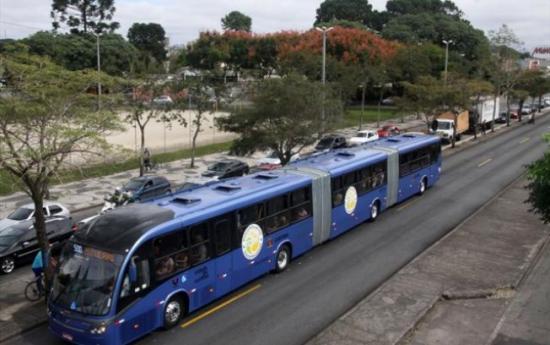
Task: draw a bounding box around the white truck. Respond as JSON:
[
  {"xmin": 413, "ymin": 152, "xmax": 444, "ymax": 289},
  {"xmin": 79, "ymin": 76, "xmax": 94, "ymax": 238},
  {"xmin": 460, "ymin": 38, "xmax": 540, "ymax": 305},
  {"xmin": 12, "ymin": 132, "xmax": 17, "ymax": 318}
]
[
  {"xmin": 433, "ymin": 111, "xmax": 469, "ymax": 142},
  {"xmin": 472, "ymin": 96, "xmax": 500, "ymax": 129}
]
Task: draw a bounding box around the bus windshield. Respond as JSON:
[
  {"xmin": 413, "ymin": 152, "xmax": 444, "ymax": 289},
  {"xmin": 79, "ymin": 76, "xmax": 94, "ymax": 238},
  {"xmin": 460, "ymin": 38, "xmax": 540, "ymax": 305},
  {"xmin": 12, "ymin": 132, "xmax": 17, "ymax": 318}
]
[{"xmin": 51, "ymin": 242, "xmax": 123, "ymax": 316}]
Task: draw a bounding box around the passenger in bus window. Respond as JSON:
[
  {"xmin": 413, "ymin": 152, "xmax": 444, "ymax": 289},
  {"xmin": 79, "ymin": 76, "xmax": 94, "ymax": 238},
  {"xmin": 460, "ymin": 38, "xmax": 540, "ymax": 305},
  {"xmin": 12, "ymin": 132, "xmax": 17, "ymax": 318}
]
[
  {"xmin": 334, "ymin": 192, "xmax": 343, "ymax": 205},
  {"xmin": 175, "ymin": 252, "xmax": 189, "ymax": 270},
  {"xmin": 191, "ymin": 234, "xmax": 208, "ymax": 263},
  {"xmin": 293, "ymin": 207, "xmax": 309, "ymax": 221},
  {"xmin": 154, "ymin": 244, "xmax": 175, "ymax": 277}
]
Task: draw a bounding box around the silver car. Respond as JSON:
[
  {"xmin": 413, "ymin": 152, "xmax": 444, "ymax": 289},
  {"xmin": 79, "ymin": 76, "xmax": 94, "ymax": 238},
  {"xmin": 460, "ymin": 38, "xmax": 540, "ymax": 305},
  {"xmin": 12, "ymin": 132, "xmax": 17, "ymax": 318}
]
[{"xmin": 0, "ymin": 202, "xmax": 70, "ymax": 232}]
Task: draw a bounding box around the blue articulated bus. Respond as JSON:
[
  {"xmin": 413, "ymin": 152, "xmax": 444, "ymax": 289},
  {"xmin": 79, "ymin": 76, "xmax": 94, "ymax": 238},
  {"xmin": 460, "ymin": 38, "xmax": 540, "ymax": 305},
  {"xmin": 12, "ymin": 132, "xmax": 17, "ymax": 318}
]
[{"xmin": 48, "ymin": 133, "xmax": 441, "ymax": 345}]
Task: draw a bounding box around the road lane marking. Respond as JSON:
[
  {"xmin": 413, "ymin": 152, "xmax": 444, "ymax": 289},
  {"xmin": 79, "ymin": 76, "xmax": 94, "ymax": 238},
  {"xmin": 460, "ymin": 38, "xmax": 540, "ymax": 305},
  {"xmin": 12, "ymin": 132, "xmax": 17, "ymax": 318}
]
[
  {"xmin": 478, "ymin": 158, "xmax": 493, "ymax": 168},
  {"xmin": 180, "ymin": 284, "xmax": 261, "ymax": 328},
  {"xmin": 519, "ymin": 137, "xmax": 530, "ymax": 144},
  {"xmin": 398, "ymin": 198, "xmax": 419, "ymax": 211}
]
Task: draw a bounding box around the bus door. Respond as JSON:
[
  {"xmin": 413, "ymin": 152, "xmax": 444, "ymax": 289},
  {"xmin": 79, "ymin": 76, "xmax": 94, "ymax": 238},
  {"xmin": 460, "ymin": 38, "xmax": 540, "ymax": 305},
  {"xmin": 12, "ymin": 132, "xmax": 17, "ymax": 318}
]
[{"xmin": 211, "ymin": 214, "xmax": 234, "ymax": 299}]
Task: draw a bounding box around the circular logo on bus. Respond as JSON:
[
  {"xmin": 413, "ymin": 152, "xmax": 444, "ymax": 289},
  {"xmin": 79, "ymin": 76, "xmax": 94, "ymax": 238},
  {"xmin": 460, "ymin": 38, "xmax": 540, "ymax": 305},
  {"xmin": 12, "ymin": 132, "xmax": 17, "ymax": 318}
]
[
  {"xmin": 344, "ymin": 186, "xmax": 358, "ymax": 215},
  {"xmin": 242, "ymin": 224, "xmax": 263, "ymax": 260}
]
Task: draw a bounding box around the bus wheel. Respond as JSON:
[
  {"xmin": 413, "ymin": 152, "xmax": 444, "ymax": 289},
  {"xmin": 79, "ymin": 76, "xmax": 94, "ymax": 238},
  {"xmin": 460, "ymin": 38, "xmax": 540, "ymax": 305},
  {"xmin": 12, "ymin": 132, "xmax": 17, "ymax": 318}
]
[
  {"xmin": 419, "ymin": 178, "xmax": 427, "ymax": 195},
  {"xmin": 275, "ymin": 245, "xmax": 291, "ymax": 273},
  {"xmin": 163, "ymin": 296, "xmax": 185, "ymax": 329},
  {"xmin": 369, "ymin": 201, "xmax": 379, "ymax": 222}
]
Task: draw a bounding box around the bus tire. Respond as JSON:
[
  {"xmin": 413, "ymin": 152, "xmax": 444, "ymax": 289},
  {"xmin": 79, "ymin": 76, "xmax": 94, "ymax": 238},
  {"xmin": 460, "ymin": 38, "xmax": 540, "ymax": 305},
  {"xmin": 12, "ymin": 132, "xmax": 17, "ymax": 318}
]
[
  {"xmin": 163, "ymin": 295, "xmax": 185, "ymax": 330},
  {"xmin": 369, "ymin": 201, "xmax": 380, "ymax": 222},
  {"xmin": 419, "ymin": 177, "xmax": 427, "ymax": 195},
  {"xmin": 275, "ymin": 244, "xmax": 291, "ymax": 273}
]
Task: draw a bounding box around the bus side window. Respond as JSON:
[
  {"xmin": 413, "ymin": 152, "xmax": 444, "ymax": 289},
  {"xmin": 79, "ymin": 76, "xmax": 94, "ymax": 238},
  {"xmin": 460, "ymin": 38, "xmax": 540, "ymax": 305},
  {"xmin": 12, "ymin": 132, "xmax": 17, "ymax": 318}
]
[
  {"xmin": 117, "ymin": 254, "xmax": 152, "ymax": 313},
  {"xmin": 190, "ymin": 223, "xmax": 210, "ymax": 266},
  {"xmin": 213, "ymin": 217, "xmax": 232, "ymax": 256}
]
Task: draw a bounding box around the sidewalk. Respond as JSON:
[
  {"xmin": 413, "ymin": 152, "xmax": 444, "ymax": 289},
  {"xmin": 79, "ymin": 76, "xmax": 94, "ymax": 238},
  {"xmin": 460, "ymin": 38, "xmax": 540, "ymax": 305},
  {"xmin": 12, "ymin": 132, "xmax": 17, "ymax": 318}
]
[
  {"xmin": 0, "ymin": 117, "xmax": 426, "ymax": 219},
  {"xmin": 307, "ymin": 177, "xmax": 550, "ymax": 345}
]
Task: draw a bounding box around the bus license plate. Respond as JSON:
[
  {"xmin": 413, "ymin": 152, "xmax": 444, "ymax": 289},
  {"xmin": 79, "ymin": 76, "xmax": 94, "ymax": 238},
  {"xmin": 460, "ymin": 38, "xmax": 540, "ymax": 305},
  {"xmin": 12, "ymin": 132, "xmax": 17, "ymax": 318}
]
[{"xmin": 62, "ymin": 333, "xmax": 73, "ymax": 341}]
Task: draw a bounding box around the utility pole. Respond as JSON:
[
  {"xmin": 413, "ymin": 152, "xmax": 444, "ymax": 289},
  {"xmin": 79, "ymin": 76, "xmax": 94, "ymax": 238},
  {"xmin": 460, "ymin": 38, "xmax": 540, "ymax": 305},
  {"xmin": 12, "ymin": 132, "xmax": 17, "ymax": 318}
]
[
  {"xmin": 315, "ymin": 26, "xmax": 333, "ymax": 134},
  {"xmin": 442, "ymin": 40, "xmax": 453, "ymax": 86},
  {"xmin": 93, "ymin": 32, "xmax": 102, "ymax": 110}
]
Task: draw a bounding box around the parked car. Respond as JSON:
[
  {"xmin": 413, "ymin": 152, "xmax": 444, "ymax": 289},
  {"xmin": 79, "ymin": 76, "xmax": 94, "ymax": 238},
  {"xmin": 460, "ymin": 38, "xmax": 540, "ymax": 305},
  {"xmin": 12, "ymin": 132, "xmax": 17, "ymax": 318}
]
[
  {"xmin": 0, "ymin": 202, "xmax": 70, "ymax": 233},
  {"xmin": 0, "ymin": 216, "xmax": 76, "ymax": 274},
  {"xmin": 377, "ymin": 125, "xmax": 401, "ymax": 138},
  {"xmin": 257, "ymin": 151, "xmax": 300, "ymax": 167},
  {"xmin": 349, "ymin": 130, "xmax": 379, "ymax": 145},
  {"xmin": 202, "ymin": 159, "xmax": 250, "ymax": 179},
  {"xmin": 381, "ymin": 97, "xmax": 395, "ymax": 105},
  {"xmin": 121, "ymin": 175, "xmax": 171, "ymax": 202},
  {"xmin": 152, "ymin": 95, "xmax": 173, "ymax": 106},
  {"xmin": 315, "ymin": 135, "xmax": 347, "ymax": 151},
  {"xmin": 520, "ymin": 105, "xmax": 532, "ymax": 115}
]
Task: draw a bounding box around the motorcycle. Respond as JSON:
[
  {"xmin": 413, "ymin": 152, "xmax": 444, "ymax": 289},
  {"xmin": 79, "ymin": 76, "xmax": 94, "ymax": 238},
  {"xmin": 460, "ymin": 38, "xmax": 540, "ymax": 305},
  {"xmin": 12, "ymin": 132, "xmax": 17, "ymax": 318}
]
[{"xmin": 79, "ymin": 188, "xmax": 134, "ymax": 226}]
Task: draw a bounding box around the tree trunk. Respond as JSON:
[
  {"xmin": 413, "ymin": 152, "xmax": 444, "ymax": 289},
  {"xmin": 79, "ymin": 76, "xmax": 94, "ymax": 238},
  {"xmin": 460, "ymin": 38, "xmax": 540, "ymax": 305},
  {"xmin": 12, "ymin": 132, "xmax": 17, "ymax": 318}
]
[
  {"xmin": 518, "ymin": 99, "xmax": 524, "ymax": 122},
  {"xmin": 139, "ymin": 125, "xmax": 145, "ymax": 177},
  {"xmin": 360, "ymin": 81, "xmax": 366, "ymax": 130},
  {"xmin": 491, "ymin": 89, "xmax": 499, "ymax": 133},
  {"xmin": 451, "ymin": 113, "xmax": 457, "ymax": 149},
  {"xmin": 506, "ymin": 94, "xmax": 511, "ymax": 127},
  {"xmin": 190, "ymin": 113, "xmax": 203, "ymax": 168},
  {"xmin": 31, "ymin": 191, "xmax": 51, "ymax": 295}
]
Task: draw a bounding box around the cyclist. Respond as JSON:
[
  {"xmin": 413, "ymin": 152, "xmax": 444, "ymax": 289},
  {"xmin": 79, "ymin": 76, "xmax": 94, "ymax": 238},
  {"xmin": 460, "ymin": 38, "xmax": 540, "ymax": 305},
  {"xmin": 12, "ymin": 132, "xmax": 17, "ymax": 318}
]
[{"xmin": 31, "ymin": 250, "xmax": 47, "ymax": 294}]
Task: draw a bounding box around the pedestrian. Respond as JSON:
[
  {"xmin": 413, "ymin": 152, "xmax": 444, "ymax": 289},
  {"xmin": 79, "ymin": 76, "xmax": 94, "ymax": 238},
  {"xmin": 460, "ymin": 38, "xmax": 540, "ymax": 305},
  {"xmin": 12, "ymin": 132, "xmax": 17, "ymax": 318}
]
[
  {"xmin": 482, "ymin": 120, "xmax": 487, "ymax": 135},
  {"xmin": 143, "ymin": 148, "xmax": 152, "ymax": 171}
]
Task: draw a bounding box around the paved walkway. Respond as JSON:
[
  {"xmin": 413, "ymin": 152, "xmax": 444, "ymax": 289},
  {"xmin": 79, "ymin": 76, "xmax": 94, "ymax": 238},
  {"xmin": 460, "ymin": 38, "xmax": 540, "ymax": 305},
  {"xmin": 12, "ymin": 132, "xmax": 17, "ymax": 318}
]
[{"xmin": 307, "ymin": 177, "xmax": 550, "ymax": 345}]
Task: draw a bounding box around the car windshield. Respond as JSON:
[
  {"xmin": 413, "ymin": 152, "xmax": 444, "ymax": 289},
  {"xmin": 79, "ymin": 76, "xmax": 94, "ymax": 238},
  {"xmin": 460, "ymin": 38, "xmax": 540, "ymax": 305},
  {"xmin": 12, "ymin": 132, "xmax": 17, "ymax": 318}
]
[
  {"xmin": 51, "ymin": 242, "xmax": 123, "ymax": 316},
  {"xmin": 437, "ymin": 121, "xmax": 451, "ymax": 130},
  {"xmin": 7, "ymin": 208, "xmax": 33, "ymax": 220},
  {"xmin": 124, "ymin": 180, "xmax": 144, "ymax": 192},
  {"xmin": 356, "ymin": 133, "xmax": 368, "ymax": 138},
  {"xmin": 208, "ymin": 162, "xmax": 230, "ymax": 172},
  {"xmin": 267, "ymin": 151, "xmax": 279, "ymax": 159},
  {"xmin": 316, "ymin": 138, "xmax": 333, "ymax": 148}
]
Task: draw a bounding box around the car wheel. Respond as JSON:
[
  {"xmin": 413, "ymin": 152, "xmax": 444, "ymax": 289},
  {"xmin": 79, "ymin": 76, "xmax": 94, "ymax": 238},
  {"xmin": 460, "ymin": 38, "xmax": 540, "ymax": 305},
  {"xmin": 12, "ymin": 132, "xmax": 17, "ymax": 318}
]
[
  {"xmin": 419, "ymin": 178, "xmax": 427, "ymax": 195},
  {"xmin": 1, "ymin": 256, "xmax": 15, "ymax": 274},
  {"xmin": 163, "ymin": 295, "xmax": 185, "ymax": 329},
  {"xmin": 275, "ymin": 244, "xmax": 291, "ymax": 273}
]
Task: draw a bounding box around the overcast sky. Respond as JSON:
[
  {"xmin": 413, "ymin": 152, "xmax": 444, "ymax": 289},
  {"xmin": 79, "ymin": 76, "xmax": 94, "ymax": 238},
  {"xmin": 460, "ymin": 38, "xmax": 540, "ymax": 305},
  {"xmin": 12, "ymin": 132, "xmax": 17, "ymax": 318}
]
[{"xmin": 1, "ymin": 0, "xmax": 548, "ymax": 52}]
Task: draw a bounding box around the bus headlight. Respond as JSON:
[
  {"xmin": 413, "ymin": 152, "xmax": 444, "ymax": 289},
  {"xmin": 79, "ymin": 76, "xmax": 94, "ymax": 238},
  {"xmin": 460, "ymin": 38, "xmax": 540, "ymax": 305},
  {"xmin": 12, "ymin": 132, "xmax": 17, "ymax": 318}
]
[{"xmin": 90, "ymin": 324, "xmax": 107, "ymax": 335}]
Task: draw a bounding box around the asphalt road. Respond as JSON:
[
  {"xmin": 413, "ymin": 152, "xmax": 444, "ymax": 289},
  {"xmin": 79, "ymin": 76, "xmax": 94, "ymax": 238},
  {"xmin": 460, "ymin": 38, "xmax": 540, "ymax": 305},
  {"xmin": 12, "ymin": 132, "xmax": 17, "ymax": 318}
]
[{"xmin": 3, "ymin": 115, "xmax": 550, "ymax": 345}]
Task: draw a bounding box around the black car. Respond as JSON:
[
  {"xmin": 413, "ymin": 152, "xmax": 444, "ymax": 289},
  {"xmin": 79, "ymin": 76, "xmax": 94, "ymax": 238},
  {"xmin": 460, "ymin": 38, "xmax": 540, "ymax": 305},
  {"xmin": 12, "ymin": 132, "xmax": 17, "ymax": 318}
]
[
  {"xmin": 315, "ymin": 135, "xmax": 347, "ymax": 151},
  {"xmin": 202, "ymin": 159, "xmax": 250, "ymax": 179},
  {"xmin": 121, "ymin": 175, "xmax": 171, "ymax": 202},
  {"xmin": 0, "ymin": 216, "xmax": 76, "ymax": 274}
]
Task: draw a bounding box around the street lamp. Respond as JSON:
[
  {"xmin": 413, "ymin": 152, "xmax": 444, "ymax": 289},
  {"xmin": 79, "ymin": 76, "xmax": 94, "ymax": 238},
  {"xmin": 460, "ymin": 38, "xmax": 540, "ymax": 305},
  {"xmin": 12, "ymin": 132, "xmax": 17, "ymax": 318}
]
[
  {"xmin": 315, "ymin": 26, "xmax": 333, "ymax": 134},
  {"xmin": 315, "ymin": 26, "xmax": 333, "ymax": 85},
  {"xmin": 442, "ymin": 39, "xmax": 453, "ymax": 85}
]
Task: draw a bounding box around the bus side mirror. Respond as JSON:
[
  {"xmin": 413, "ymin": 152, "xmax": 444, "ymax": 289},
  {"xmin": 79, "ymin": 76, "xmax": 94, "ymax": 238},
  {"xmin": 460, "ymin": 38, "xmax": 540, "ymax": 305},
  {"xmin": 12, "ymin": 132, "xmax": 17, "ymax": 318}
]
[{"xmin": 129, "ymin": 258, "xmax": 137, "ymax": 283}]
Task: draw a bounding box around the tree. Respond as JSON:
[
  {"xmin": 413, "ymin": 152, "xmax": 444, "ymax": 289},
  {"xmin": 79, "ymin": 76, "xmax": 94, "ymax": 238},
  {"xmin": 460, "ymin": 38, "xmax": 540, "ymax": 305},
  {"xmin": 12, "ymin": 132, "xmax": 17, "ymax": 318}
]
[
  {"xmin": 128, "ymin": 23, "xmax": 168, "ymax": 64},
  {"xmin": 527, "ymin": 134, "xmax": 550, "ymax": 224},
  {"xmin": 125, "ymin": 80, "xmax": 176, "ymax": 176},
  {"xmin": 23, "ymin": 31, "xmax": 139, "ymax": 76},
  {"xmin": 221, "ymin": 11, "xmax": 252, "ymax": 32},
  {"xmin": 217, "ymin": 74, "xmax": 343, "ymax": 165},
  {"xmin": 51, "ymin": 0, "xmax": 119, "ymax": 34},
  {"xmin": 488, "ymin": 24, "xmax": 522, "ymax": 128},
  {"xmin": 0, "ymin": 53, "xmax": 121, "ymax": 286},
  {"xmin": 386, "ymin": 0, "xmax": 463, "ymax": 18},
  {"xmin": 315, "ymin": 0, "xmax": 373, "ymax": 27}
]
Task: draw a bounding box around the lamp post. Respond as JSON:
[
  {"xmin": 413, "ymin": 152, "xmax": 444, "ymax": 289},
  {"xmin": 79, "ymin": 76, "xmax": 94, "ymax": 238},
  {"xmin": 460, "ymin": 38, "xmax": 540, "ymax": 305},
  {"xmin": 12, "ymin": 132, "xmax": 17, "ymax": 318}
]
[
  {"xmin": 91, "ymin": 32, "xmax": 102, "ymax": 110},
  {"xmin": 315, "ymin": 26, "xmax": 333, "ymax": 134},
  {"xmin": 442, "ymin": 39, "xmax": 453, "ymax": 86}
]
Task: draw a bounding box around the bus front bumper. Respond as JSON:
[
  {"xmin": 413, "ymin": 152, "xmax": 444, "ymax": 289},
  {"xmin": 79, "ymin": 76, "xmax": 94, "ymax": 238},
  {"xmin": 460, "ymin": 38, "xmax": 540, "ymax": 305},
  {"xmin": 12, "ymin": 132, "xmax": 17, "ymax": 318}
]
[{"xmin": 48, "ymin": 310, "xmax": 116, "ymax": 345}]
